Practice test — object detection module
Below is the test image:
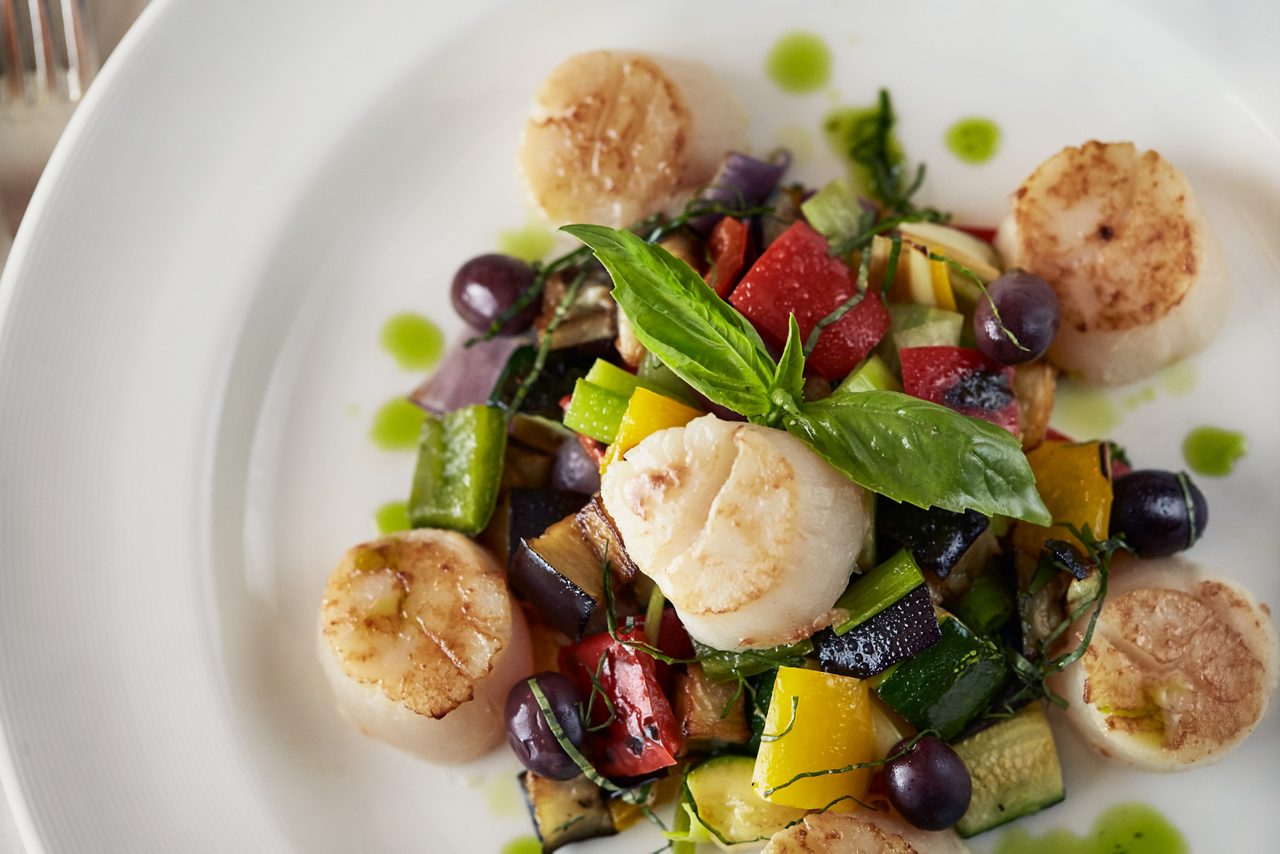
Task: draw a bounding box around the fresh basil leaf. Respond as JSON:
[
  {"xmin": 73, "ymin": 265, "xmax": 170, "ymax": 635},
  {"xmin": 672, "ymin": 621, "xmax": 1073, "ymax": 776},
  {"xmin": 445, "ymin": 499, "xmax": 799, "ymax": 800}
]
[
  {"xmin": 770, "ymin": 314, "xmax": 805, "ymax": 407},
  {"xmin": 786, "ymin": 391, "xmax": 1052, "ymax": 525},
  {"xmin": 562, "ymin": 224, "xmax": 777, "ymax": 418}
]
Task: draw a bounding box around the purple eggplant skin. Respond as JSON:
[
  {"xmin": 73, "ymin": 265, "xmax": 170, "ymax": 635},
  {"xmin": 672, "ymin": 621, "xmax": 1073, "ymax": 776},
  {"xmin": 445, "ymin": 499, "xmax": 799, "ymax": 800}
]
[
  {"xmin": 878, "ymin": 500, "xmax": 989, "ymax": 580},
  {"xmin": 509, "ymin": 538, "xmax": 602, "ymax": 639},
  {"xmin": 814, "ymin": 585, "xmax": 942, "ymax": 679},
  {"xmin": 689, "ymin": 150, "xmax": 791, "ymax": 234},
  {"xmin": 507, "ymin": 488, "xmax": 592, "ymax": 560}
]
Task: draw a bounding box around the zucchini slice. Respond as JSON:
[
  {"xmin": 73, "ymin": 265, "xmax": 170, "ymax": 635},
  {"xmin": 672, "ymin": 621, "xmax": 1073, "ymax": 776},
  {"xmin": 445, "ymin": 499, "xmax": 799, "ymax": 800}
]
[
  {"xmin": 686, "ymin": 755, "xmax": 807, "ymax": 845},
  {"xmin": 519, "ymin": 771, "xmax": 617, "ymax": 852},
  {"xmin": 951, "ymin": 704, "xmax": 1065, "ymax": 837}
]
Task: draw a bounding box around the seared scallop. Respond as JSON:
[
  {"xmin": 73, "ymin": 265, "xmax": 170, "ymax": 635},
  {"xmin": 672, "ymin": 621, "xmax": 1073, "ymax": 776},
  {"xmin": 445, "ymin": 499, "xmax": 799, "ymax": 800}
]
[
  {"xmin": 600, "ymin": 414, "xmax": 870, "ymax": 652},
  {"xmin": 318, "ymin": 529, "xmax": 531, "ymax": 763},
  {"xmin": 1049, "ymin": 557, "xmax": 1278, "ymax": 770},
  {"xmin": 518, "ymin": 50, "xmax": 745, "ymax": 228},
  {"xmin": 996, "ymin": 141, "xmax": 1227, "ymax": 385},
  {"xmin": 763, "ymin": 810, "xmax": 969, "ymax": 853}
]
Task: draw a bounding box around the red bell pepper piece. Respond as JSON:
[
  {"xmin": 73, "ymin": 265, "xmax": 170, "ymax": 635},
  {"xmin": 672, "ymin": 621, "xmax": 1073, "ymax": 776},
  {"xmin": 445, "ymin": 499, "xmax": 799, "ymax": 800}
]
[
  {"xmin": 704, "ymin": 217, "xmax": 749, "ymax": 298},
  {"xmin": 559, "ymin": 626, "xmax": 681, "ymax": 778},
  {"xmin": 953, "ymin": 224, "xmax": 998, "ymax": 245},
  {"xmin": 900, "ymin": 346, "xmax": 1020, "ymax": 435},
  {"xmin": 730, "ymin": 221, "xmax": 890, "ymax": 379}
]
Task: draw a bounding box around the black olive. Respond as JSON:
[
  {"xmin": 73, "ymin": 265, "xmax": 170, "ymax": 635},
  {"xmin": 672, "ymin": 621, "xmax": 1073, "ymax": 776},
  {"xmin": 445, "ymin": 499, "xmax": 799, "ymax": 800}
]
[{"xmin": 1110, "ymin": 470, "xmax": 1208, "ymax": 558}]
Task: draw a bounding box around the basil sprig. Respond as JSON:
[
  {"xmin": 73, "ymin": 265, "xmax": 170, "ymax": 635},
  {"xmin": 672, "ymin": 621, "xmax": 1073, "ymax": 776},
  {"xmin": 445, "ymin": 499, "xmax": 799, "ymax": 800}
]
[{"xmin": 563, "ymin": 225, "xmax": 1051, "ymax": 526}]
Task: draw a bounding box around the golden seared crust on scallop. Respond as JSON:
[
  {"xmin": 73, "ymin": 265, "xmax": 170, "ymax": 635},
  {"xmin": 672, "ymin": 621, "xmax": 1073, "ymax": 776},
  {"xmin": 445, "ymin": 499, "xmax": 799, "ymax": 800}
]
[
  {"xmin": 320, "ymin": 529, "xmax": 512, "ymax": 718},
  {"xmin": 519, "ymin": 51, "xmax": 689, "ymax": 228},
  {"xmin": 996, "ymin": 141, "xmax": 1227, "ymax": 385},
  {"xmin": 1050, "ymin": 558, "xmax": 1278, "ymax": 770}
]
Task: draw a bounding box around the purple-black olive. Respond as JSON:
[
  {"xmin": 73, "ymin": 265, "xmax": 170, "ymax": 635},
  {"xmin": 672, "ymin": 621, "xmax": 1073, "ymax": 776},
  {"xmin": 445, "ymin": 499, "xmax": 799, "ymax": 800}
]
[
  {"xmin": 883, "ymin": 735, "xmax": 972, "ymax": 831},
  {"xmin": 504, "ymin": 672, "xmax": 585, "ymax": 780},
  {"xmin": 1110, "ymin": 469, "xmax": 1208, "ymax": 558},
  {"xmin": 973, "ymin": 270, "xmax": 1061, "ymax": 365},
  {"xmin": 451, "ymin": 254, "xmax": 539, "ymax": 334}
]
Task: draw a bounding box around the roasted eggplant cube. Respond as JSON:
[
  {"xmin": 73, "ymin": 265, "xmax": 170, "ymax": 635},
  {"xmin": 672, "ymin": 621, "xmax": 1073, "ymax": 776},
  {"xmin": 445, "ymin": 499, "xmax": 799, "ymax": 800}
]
[
  {"xmin": 575, "ymin": 494, "xmax": 639, "ymax": 585},
  {"xmin": 878, "ymin": 498, "xmax": 990, "ymax": 579},
  {"xmin": 488, "ymin": 345, "xmax": 597, "ymax": 420},
  {"xmin": 815, "ymin": 585, "xmax": 941, "ymax": 679},
  {"xmin": 508, "ymin": 488, "xmax": 593, "ymax": 560},
  {"xmin": 674, "ymin": 663, "xmax": 751, "ymax": 754},
  {"xmin": 519, "ymin": 771, "xmax": 617, "ymax": 852},
  {"xmin": 508, "ymin": 515, "xmax": 634, "ymax": 639}
]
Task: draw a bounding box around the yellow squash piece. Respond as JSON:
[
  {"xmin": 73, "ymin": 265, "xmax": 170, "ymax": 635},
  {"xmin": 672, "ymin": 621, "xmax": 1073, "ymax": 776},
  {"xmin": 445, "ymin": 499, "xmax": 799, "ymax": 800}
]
[
  {"xmin": 1013, "ymin": 440, "xmax": 1112, "ymax": 556},
  {"xmin": 600, "ymin": 387, "xmax": 701, "ymax": 472},
  {"xmin": 752, "ymin": 666, "xmax": 876, "ymax": 810}
]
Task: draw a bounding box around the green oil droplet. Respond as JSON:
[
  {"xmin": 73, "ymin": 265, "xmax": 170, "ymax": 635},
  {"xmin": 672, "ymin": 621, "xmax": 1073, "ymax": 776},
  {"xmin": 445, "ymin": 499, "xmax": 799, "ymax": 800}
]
[
  {"xmin": 995, "ymin": 803, "xmax": 1186, "ymax": 854},
  {"xmin": 824, "ymin": 104, "xmax": 903, "ymax": 193},
  {"xmin": 1157, "ymin": 360, "xmax": 1197, "ymax": 396},
  {"xmin": 498, "ymin": 220, "xmax": 555, "ymax": 263},
  {"xmin": 501, "ymin": 837, "xmax": 542, "ymax": 854},
  {"xmin": 946, "ymin": 117, "xmax": 1001, "ymax": 164},
  {"xmin": 1121, "ymin": 386, "xmax": 1155, "ymax": 410},
  {"xmin": 486, "ymin": 774, "xmax": 523, "ymax": 818},
  {"xmin": 1051, "ymin": 381, "xmax": 1121, "ymax": 439},
  {"xmin": 373, "ymin": 501, "xmax": 410, "ymax": 534},
  {"xmin": 766, "ymin": 32, "xmax": 831, "ymax": 94},
  {"xmin": 1183, "ymin": 425, "xmax": 1247, "ymax": 476},
  {"xmin": 370, "ymin": 398, "xmax": 424, "ymax": 451},
  {"xmin": 381, "ymin": 312, "xmax": 445, "ymax": 371}
]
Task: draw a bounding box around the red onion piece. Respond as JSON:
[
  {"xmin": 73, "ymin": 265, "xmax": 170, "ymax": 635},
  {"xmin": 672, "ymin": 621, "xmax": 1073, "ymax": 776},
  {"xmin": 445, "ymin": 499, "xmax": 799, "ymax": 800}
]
[
  {"xmin": 410, "ymin": 335, "xmax": 526, "ymax": 415},
  {"xmin": 689, "ymin": 150, "xmax": 791, "ymax": 234},
  {"xmin": 550, "ymin": 437, "xmax": 601, "ymax": 494}
]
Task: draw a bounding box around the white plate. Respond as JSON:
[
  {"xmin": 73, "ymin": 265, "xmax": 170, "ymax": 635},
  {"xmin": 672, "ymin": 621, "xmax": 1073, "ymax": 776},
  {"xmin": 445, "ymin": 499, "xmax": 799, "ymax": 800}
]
[{"xmin": 1, "ymin": 1, "xmax": 1278, "ymax": 851}]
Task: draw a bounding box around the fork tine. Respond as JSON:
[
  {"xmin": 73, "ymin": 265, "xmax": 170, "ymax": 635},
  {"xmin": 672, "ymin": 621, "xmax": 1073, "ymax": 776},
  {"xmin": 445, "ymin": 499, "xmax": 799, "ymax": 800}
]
[{"xmin": 0, "ymin": 0, "xmax": 96, "ymax": 103}]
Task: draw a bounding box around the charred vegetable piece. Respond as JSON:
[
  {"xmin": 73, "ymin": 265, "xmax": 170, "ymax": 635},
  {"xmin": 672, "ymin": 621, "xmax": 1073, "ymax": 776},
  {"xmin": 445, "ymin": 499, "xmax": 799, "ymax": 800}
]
[
  {"xmin": 900, "ymin": 346, "xmax": 1019, "ymax": 435},
  {"xmin": 751, "ymin": 666, "xmax": 877, "ymax": 810},
  {"xmin": 815, "ymin": 585, "xmax": 941, "ymax": 679},
  {"xmin": 730, "ymin": 220, "xmax": 891, "ymax": 380},
  {"xmin": 507, "ymin": 488, "xmax": 592, "ymax": 560},
  {"xmin": 832, "ymin": 549, "xmax": 926, "ymax": 635},
  {"xmin": 878, "ymin": 499, "xmax": 991, "ymax": 580},
  {"xmin": 1012, "ymin": 440, "xmax": 1112, "ymax": 557},
  {"xmin": 1012, "ymin": 361, "xmax": 1055, "ymax": 450},
  {"xmin": 510, "ymin": 413, "xmax": 575, "ymax": 454},
  {"xmin": 536, "ymin": 273, "xmax": 617, "ymax": 351},
  {"xmin": 519, "ymin": 771, "xmax": 617, "ymax": 852},
  {"xmin": 509, "ymin": 515, "xmax": 633, "ymax": 639},
  {"xmin": 951, "ymin": 704, "xmax": 1065, "ymax": 838},
  {"xmin": 489, "ymin": 345, "xmax": 596, "ymax": 420},
  {"xmin": 674, "ymin": 663, "xmax": 751, "ymax": 754},
  {"xmin": 559, "ymin": 627, "xmax": 681, "ymax": 778},
  {"xmin": 874, "ymin": 616, "xmax": 1009, "ymax": 741},
  {"xmin": 407, "ymin": 404, "xmax": 507, "ymax": 534},
  {"xmin": 575, "ymin": 495, "xmax": 639, "ymax": 585}
]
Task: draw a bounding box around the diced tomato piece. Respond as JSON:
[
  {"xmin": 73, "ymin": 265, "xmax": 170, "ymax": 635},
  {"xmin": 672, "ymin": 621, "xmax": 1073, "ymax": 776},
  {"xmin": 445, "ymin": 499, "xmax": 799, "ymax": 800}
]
[
  {"xmin": 704, "ymin": 217, "xmax": 750, "ymax": 298},
  {"xmin": 560, "ymin": 627, "xmax": 681, "ymax": 778},
  {"xmin": 730, "ymin": 221, "xmax": 890, "ymax": 380},
  {"xmin": 900, "ymin": 346, "xmax": 1020, "ymax": 435}
]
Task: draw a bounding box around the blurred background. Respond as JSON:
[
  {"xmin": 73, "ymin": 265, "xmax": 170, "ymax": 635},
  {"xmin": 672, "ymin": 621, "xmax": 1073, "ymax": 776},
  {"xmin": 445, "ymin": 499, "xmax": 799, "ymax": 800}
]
[
  {"xmin": 0, "ymin": 0, "xmax": 147, "ymax": 272},
  {"xmin": 0, "ymin": 4, "xmax": 148, "ymax": 852}
]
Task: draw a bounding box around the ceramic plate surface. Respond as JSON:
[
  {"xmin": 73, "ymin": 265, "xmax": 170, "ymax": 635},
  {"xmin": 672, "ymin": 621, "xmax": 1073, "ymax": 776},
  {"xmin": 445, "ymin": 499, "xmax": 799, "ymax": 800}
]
[{"xmin": 1, "ymin": 1, "xmax": 1277, "ymax": 851}]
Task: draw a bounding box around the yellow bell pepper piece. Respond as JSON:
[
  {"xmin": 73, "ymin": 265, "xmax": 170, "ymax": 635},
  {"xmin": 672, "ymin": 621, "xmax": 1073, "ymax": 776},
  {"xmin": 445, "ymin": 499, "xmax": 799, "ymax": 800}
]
[
  {"xmin": 928, "ymin": 257, "xmax": 957, "ymax": 311},
  {"xmin": 1013, "ymin": 440, "xmax": 1112, "ymax": 556},
  {"xmin": 600, "ymin": 387, "xmax": 701, "ymax": 472},
  {"xmin": 751, "ymin": 666, "xmax": 876, "ymax": 810}
]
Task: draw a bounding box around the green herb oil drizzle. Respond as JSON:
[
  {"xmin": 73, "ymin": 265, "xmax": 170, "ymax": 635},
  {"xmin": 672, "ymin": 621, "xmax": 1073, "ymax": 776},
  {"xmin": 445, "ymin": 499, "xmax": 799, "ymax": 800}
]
[
  {"xmin": 945, "ymin": 117, "xmax": 1000, "ymax": 164},
  {"xmin": 995, "ymin": 802, "xmax": 1187, "ymax": 854},
  {"xmin": 765, "ymin": 32, "xmax": 831, "ymax": 94},
  {"xmin": 369, "ymin": 397, "xmax": 425, "ymax": 450},
  {"xmin": 380, "ymin": 312, "xmax": 444, "ymax": 371},
  {"xmin": 1183, "ymin": 426, "xmax": 1247, "ymax": 476}
]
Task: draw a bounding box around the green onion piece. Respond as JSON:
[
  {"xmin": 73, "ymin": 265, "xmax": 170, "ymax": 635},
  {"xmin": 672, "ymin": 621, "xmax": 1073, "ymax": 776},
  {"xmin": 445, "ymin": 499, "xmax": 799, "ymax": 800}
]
[
  {"xmin": 832, "ymin": 550, "xmax": 925, "ymax": 636},
  {"xmin": 644, "ymin": 586, "xmax": 666, "ymax": 647},
  {"xmin": 562, "ymin": 379, "xmax": 630, "ymax": 443},
  {"xmin": 694, "ymin": 639, "xmax": 814, "ymax": 683},
  {"xmin": 952, "ymin": 572, "xmax": 1015, "ymax": 636},
  {"xmin": 407, "ymin": 404, "xmax": 507, "ymax": 535},
  {"xmin": 584, "ymin": 359, "xmax": 646, "ymax": 399}
]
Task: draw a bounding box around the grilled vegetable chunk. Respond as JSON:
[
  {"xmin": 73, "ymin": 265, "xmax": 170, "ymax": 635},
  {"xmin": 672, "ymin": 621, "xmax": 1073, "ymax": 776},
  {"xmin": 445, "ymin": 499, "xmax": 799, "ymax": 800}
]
[
  {"xmin": 519, "ymin": 771, "xmax": 617, "ymax": 852},
  {"xmin": 675, "ymin": 663, "xmax": 752, "ymax": 753},
  {"xmin": 951, "ymin": 704, "xmax": 1064, "ymax": 837}
]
